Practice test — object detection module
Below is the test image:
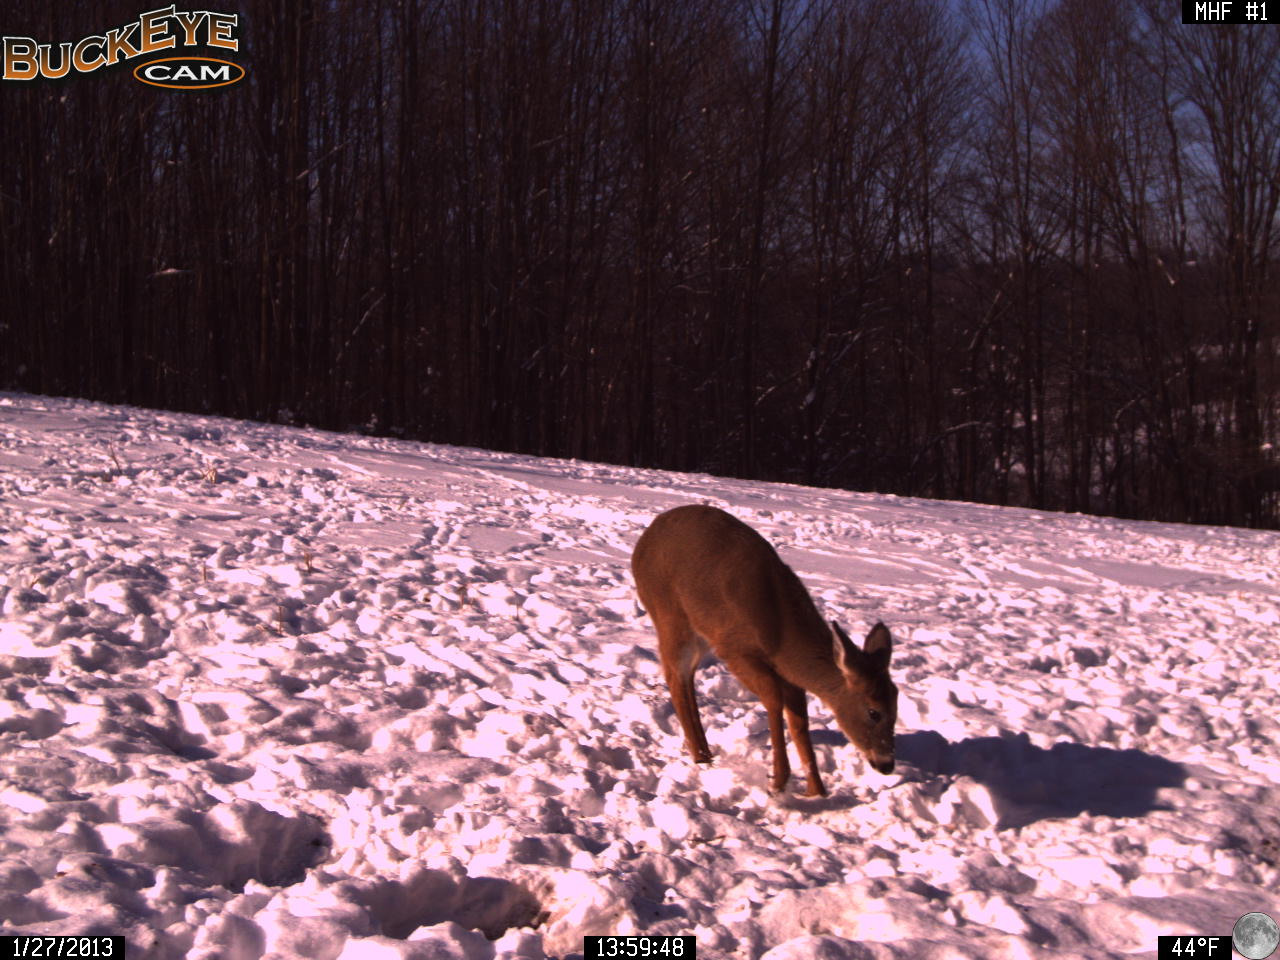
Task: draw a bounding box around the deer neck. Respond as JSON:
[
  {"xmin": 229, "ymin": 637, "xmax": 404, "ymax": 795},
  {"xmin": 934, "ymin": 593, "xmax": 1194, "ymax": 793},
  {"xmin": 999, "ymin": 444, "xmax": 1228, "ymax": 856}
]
[{"xmin": 771, "ymin": 606, "xmax": 843, "ymax": 697}]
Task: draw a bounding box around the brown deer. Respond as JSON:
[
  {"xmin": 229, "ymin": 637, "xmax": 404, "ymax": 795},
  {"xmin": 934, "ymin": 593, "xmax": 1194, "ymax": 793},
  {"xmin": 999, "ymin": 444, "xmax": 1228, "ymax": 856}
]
[{"xmin": 632, "ymin": 504, "xmax": 897, "ymax": 797}]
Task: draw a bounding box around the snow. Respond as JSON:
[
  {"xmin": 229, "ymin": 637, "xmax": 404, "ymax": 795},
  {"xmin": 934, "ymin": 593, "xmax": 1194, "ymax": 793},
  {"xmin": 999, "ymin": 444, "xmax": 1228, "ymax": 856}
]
[{"xmin": 1, "ymin": 391, "xmax": 1279, "ymax": 959}]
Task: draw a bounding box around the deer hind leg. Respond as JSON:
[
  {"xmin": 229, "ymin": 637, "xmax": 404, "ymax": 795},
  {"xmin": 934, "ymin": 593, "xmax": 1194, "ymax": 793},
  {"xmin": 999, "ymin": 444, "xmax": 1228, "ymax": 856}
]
[
  {"xmin": 781, "ymin": 681, "xmax": 826, "ymax": 797},
  {"xmin": 723, "ymin": 655, "xmax": 791, "ymax": 792},
  {"xmin": 654, "ymin": 609, "xmax": 712, "ymax": 763}
]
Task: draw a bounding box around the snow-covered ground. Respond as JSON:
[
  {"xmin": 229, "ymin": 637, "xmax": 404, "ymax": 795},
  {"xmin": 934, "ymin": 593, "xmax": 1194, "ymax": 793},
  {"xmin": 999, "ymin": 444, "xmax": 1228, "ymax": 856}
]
[{"xmin": 1, "ymin": 392, "xmax": 1278, "ymax": 960}]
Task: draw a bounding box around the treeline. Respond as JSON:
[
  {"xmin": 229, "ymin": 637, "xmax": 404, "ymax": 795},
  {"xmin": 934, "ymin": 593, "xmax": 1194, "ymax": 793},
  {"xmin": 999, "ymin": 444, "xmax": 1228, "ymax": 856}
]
[{"xmin": 2, "ymin": 0, "xmax": 1278, "ymax": 527}]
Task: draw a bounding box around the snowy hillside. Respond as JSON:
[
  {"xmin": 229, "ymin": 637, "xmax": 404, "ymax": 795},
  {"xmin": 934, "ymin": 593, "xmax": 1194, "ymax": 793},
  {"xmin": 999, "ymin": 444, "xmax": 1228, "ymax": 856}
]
[{"xmin": 0, "ymin": 392, "xmax": 1278, "ymax": 960}]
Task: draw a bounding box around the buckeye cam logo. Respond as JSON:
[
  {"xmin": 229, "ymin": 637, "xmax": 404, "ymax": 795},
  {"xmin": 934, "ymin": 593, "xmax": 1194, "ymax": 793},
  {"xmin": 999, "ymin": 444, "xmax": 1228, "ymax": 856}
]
[{"xmin": 2, "ymin": 6, "xmax": 244, "ymax": 89}]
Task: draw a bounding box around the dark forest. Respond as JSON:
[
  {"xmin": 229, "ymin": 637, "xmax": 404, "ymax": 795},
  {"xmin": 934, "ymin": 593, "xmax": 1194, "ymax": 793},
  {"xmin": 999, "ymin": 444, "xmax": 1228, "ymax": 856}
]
[{"xmin": 2, "ymin": 0, "xmax": 1278, "ymax": 527}]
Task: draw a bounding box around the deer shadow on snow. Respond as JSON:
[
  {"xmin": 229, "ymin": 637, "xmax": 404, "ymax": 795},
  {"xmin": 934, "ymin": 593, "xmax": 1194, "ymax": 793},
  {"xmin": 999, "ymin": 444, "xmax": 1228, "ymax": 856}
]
[{"xmin": 890, "ymin": 728, "xmax": 1188, "ymax": 829}]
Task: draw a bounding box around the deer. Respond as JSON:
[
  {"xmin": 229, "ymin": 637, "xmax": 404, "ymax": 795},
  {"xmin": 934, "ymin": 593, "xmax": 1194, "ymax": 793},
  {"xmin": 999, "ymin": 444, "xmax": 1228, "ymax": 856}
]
[{"xmin": 631, "ymin": 504, "xmax": 897, "ymax": 797}]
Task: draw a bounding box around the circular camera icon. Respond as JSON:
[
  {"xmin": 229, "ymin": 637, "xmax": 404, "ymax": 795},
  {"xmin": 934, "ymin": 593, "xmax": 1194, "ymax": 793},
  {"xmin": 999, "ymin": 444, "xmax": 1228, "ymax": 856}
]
[{"xmin": 1234, "ymin": 913, "xmax": 1280, "ymax": 960}]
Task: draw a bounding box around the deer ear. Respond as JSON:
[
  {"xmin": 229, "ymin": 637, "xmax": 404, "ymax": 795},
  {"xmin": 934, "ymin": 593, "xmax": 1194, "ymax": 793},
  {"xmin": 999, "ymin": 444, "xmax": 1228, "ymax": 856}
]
[
  {"xmin": 830, "ymin": 620, "xmax": 858, "ymax": 677},
  {"xmin": 863, "ymin": 622, "xmax": 892, "ymax": 671}
]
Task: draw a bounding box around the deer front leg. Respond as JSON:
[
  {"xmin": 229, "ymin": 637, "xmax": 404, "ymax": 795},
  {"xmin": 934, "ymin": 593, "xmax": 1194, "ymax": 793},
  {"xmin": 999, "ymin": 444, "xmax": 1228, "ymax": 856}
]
[
  {"xmin": 782, "ymin": 681, "xmax": 826, "ymax": 797},
  {"xmin": 726, "ymin": 655, "xmax": 792, "ymax": 792},
  {"xmin": 764, "ymin": 699, "xmax": 791, "ymax": 792}
]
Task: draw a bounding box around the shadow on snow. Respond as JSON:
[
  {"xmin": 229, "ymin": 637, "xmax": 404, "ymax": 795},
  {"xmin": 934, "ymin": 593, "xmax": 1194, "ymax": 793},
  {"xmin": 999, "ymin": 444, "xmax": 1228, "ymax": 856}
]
[{"xmin": 894, "ymin": 728, "xmax": 1188, "ymax": 828}]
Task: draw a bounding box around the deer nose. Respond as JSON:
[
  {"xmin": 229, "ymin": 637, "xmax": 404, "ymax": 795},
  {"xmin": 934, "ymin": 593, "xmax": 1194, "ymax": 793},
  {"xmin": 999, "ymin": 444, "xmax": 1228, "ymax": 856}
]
[{"xmin": 871, "ymin": 757, "xmax": 895, "ymax": 774}]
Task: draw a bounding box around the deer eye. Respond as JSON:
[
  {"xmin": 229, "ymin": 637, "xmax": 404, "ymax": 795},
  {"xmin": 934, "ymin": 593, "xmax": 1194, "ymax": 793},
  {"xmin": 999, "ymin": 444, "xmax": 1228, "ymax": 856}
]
[{"xmin": 868, "ymin": 709, "xmax": 882, "ymax": 724}]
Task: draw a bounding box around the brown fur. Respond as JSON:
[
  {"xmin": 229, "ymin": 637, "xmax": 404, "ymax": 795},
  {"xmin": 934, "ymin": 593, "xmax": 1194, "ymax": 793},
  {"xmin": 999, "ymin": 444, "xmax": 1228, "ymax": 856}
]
[{"xmin": 632, "ymin": 504, "xmax": 898, "ymax": 796}]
